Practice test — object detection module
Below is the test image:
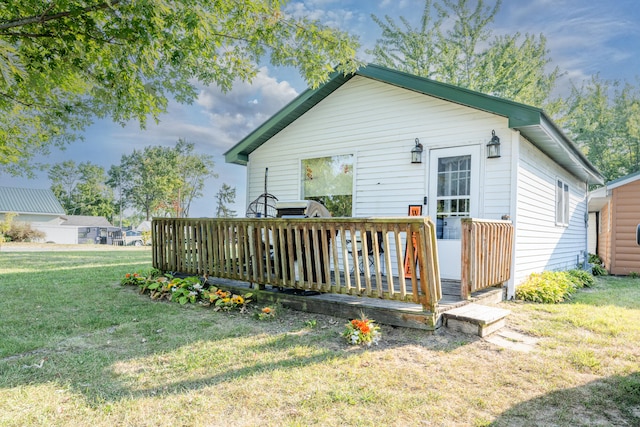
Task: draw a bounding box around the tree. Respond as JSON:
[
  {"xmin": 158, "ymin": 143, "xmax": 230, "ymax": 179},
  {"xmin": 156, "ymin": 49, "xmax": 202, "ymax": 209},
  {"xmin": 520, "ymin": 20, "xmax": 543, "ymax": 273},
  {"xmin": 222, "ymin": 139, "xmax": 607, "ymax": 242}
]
[
  {"xmin": 48, "ymin": 160, "xmax": 81, "ymax": 213},
  {"xmin": 0, "ymin": 211, "xmax": 16, "ymax": 243},
  {"xmin": 173, "ymin": 139, "xmax": 217, "ymax": 217},
  {"xmin": 368, "ymin": 0, "xmax": 442, "ymax": 79},
  {"xmin": 106, "ymin": 165, "xmax": 125, "ymax": 228},
  {"xmin": 369, "ymin": 0, "xmax": 640, "ymax": 183},
  {"xmin": 215, "ymin": 184, "xmax": 237, "ymax": 218},
  {"xmin": 0, "ymin": 0, "xmax": 361, "ymax": 170},
  {"xmin": 112, "ymin": 145, "xmax": 181, "ymax": 220},
  {"xmin": 48, "ymin": 160, "xmax": 115, "ymax": 218},
  {"xmin": 111, "ymin": 140, "xmax": 216, "ymax": 220},
  {"xmin": 560, "ymin": 76, "xmax": 640, "ymax": 182},
  {"xmin": 368, "ymin": 0, "xmax": 560, "ymax": 108}
]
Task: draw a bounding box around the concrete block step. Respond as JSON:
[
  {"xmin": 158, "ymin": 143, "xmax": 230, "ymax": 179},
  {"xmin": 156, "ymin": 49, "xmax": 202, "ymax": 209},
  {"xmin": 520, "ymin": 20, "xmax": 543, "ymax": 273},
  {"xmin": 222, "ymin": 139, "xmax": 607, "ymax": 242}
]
[{"xmin": 443, "ymin": 303, "xmax": 510, "ymax": 337}]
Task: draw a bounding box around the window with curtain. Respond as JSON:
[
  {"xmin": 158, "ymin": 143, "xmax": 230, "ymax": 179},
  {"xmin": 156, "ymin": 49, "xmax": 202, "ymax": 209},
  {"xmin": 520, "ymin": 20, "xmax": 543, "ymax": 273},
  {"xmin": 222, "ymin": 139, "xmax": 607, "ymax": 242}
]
[{"xmin": 301, "ymin": 154, "xmax": 353, "ymax": 217}]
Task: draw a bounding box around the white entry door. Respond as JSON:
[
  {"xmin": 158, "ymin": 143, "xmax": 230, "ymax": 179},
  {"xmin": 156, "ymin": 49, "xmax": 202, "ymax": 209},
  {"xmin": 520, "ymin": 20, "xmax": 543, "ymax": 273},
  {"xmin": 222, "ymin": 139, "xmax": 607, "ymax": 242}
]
[{"xmin": 428, "ymin": 146, "xmax": 480, "ymax": 280}]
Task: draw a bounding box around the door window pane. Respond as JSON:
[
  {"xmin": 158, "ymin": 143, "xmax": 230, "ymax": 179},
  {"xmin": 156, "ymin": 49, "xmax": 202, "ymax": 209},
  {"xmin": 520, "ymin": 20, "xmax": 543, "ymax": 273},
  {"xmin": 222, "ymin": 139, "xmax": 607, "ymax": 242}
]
[{"xmin": 436, "ymin": 155, "xmax": 471, "ymax": 239}]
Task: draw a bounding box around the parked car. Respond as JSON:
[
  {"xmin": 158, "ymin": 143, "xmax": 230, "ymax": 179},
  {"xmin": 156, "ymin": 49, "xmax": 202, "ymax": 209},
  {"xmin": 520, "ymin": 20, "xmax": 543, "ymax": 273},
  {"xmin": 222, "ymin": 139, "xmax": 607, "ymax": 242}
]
[{"xmin": 123, "ymin": 230, "xmax": 144, "ymax": 246}]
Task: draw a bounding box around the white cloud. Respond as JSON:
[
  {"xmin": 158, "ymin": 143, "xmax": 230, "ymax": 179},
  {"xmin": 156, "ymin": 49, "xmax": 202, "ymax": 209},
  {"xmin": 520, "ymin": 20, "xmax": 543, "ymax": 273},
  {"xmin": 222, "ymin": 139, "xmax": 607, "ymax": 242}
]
[
  {"xmin": 378, "ymin": 0, "xmax": 415, "ymax": 11},
  {"xmin": 193, "ymin": 67, "xmax": 299, "ymax": 149},
  {"xmin": 497, "ymin": 0, "xmax": 640, "ymax": 83},
  {"xmin": 285, "ymin": 1, "xmax": 366, "ymax": 31}
]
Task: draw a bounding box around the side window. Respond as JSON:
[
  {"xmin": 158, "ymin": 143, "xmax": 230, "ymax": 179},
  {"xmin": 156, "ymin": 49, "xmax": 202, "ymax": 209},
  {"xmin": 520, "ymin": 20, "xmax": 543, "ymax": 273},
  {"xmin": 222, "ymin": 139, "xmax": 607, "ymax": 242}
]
[
  {"xmin": 556, "ymin": 179, "xmax": 570, "ymax": 227},
  {"xmin": 564, "ymin": 183, "xmax": 570, "ymax": 226},
  {"xmin": 301, "ymin": 155, "xmax": 353, "ymax": 217}
]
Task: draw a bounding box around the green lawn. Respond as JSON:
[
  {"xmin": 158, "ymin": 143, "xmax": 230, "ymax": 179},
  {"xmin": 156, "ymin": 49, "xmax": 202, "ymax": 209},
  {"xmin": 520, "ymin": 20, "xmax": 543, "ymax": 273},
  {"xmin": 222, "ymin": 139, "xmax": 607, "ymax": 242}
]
[{"xmin": 0, "ymin": 247, "xmax": 638, "ymax": 426}]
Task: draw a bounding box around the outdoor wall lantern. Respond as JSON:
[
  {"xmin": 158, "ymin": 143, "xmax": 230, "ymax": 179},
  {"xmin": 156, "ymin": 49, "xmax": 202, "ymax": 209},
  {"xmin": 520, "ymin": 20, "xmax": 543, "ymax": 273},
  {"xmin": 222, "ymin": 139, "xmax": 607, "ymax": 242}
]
[
  {"xmin": 487, "ymin": 130, "xmax": 501, "ymax": 158},
  {"xmin": 411, "ymin": 138, "xmax": 424, "ymax": 163}
]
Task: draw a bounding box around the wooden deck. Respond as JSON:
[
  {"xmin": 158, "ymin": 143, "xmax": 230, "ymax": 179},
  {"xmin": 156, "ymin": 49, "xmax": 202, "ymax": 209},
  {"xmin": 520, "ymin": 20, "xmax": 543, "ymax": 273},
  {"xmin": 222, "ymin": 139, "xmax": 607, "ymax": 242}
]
[
  {"xmin": 206, "ymin": 276, "xmax": 504, "ymax": 331},
  {"xmin": 152, "ymin": 217, "xmax": 513, "ymax": 330}
]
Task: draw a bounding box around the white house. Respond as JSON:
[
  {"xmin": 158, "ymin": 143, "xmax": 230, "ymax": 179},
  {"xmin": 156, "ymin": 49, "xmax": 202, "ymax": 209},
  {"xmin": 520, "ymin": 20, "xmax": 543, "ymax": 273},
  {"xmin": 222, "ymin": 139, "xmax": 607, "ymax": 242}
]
[
  {"xmin": 0, "ymin": 186, "xmax": 66, "ymax": 223},
  {"xmin": 0, "ymin": 187, "xmax": 119, "ymax": 244},
  {"xmin": 224, "ymin": 65, "xmax": 604, "ymax": 297},
  {"xmin": 0, "ymin": 186, "xmax": 67, "ymax": 242}
]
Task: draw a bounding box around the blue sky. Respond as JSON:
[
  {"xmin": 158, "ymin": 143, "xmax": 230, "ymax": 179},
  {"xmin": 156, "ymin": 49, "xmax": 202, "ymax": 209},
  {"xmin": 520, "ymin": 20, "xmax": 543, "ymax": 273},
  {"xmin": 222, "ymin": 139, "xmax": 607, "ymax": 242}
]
[{"xmin": 2, "ymin": 0, "xmax": 639, "ymax": 219}]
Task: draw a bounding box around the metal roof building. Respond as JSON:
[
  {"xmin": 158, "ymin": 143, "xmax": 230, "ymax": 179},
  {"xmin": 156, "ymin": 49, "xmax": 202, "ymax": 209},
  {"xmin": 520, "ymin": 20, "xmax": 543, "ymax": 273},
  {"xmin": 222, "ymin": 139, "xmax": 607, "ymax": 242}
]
[{"xmin": 0, "ymin": 187, "xmax": 66, "ymax": 216}]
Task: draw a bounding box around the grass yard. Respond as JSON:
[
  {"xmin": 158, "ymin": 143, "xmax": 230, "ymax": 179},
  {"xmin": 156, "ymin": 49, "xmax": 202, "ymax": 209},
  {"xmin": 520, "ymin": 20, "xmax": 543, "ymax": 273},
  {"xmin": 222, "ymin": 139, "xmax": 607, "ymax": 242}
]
[{"xmin": 0, "ymin": 246, "xmax": 638, "ymax": 426}]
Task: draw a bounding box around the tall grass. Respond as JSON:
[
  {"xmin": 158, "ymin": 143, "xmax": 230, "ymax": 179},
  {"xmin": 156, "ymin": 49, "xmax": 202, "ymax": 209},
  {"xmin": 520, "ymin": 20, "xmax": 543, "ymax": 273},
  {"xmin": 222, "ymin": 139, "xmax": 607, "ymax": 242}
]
[{"xmin": 0, "ymin": 248, "xmax": 638, "ymax": 426}]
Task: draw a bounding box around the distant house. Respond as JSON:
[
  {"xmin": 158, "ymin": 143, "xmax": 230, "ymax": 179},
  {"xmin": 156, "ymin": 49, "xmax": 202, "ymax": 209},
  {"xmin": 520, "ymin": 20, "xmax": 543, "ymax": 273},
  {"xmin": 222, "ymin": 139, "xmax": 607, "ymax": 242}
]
[
  {"xmin": 225, "ymin": 64, "xmax": 604, "ymax": 296},
  {"xmin": 57, "ymin": 215, "xmax": 121, "ymax": 245},
  {"xmin": 0, "ymin": 187, "xmax": 119, "ymax": 244},
  {"xmin": 589, "ymin": 171, "xmax": 640, "ymax": 275},
  {"xmin": 0, "ymin": 186, "xmax": 66, "ymax": 224}
]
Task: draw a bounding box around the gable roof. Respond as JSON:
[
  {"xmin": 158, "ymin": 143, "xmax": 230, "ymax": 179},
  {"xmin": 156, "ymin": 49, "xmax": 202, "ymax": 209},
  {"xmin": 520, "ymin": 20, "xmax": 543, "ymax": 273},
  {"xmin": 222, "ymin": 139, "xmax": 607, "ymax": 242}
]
[
  {"xmin": 225, "ymin": 64, "xmax": 604, "ymax": 185},
  {"xmin": 0, "ymin": 187, "xmax": 66, "ymax": 215},
  {"xmin": 607, "ymin": 170, "xmax": 640, "ymax": 190},
  {"xmin": 61, "ymin": 215, "xmax": 113, "ymax": 227},
  {"xmin": 588, "ymin": 170, "xmax": 640, "ymax": 212}
]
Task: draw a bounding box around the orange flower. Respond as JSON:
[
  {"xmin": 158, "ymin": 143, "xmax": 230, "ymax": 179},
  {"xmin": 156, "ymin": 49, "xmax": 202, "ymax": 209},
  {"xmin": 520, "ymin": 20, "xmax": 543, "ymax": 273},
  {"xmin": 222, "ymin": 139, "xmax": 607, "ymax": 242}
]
[
  {"xmin": 262, "ymin": 307, "xmax": 272, "ymax": 314},
  {"xmin": 360, "ymin": 325, "xmax": 371, "ymax": 334},
  {"xmin": 125, "ymin": 273, "xmax": 131, "ymax": 278}
]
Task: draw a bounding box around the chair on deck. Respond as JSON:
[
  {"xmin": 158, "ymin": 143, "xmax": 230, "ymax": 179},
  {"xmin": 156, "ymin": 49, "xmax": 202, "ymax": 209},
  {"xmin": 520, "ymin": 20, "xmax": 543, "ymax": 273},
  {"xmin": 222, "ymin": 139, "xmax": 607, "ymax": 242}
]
[{"xmin": 348, "ymin": 231, "xmax": 385, "ymax": 275}]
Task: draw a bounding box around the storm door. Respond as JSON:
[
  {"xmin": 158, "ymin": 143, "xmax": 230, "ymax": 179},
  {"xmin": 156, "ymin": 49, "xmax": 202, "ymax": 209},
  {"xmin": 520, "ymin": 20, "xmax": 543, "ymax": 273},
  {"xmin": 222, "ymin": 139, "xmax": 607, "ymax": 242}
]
[{"xmin": 428, "ymin": 146, "xmax": 480, "ymax": 279}]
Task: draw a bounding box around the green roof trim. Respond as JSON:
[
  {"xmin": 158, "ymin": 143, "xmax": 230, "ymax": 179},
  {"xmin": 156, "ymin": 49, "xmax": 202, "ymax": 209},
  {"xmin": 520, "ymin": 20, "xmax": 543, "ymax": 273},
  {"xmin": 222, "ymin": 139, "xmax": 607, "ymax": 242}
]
[
  {"xmin": 223, "ymin": 64, "xmax": 603, "ymax": 184},
  {"xmin": 357, "ymin": 65, "xmax": 544, "ymax": 128},
  {"xmin": 224, "ymin": 64, "xmax": 544, "ymax": 166},
  {"xmin": 224, "ymin": 71, "xmax": 354, "ymax": 165}
]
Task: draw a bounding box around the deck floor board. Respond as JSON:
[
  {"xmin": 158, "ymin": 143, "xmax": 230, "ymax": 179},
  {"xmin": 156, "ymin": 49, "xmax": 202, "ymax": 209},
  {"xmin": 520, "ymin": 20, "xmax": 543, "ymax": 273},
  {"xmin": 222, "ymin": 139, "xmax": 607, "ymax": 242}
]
[{"xmin": 207, "ymin": 275, "xmax": 503, "ymax": 330}]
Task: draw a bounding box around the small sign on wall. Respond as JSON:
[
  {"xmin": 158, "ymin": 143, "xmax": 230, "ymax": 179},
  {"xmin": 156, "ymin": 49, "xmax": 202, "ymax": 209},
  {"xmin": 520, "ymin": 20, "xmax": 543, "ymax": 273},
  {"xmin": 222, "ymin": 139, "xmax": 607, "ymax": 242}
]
[
  {"xmin": 404, "ymin": 205, "xmax": 423, "ymax": 278},
  {"xmin": 637, "ymin": 224, "xmax": 640, "ymax": 246}
]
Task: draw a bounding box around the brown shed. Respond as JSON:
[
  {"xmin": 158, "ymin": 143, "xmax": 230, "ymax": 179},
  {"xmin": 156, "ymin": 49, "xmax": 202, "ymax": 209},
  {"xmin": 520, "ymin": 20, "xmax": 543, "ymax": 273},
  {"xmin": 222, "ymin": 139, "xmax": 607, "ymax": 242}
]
[{"xmin": 589, "ymin": 171, "xmax": 640, "ymax": 275}]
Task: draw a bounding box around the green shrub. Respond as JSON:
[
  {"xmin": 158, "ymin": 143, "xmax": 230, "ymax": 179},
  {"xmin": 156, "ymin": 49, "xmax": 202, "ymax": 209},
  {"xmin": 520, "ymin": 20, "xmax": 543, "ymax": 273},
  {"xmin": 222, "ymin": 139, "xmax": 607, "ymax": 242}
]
[
  {"xmin": 516, "ymin": 271, "xmax": 578, "ymax": 303},
  {"xmin": 568, "ymin": 269, "xmax": 596, "ymax": 288},
  {"xmin": 4, "ymin": 221, "xmax": 45, "ymax": 242},
  {"xmin": 629, "ymin": 272, "xmax": 639, "ymax": 279},
  {"xmin": 1, "ymin": 213, "xmax": 44, "ymax": 242},
  {"xmin": 588, "ymin": 253, "xmax": 608, "ymax": 276},
  {"xmin": 592, "ymin": 264, "xmax": 608, "ymax": 276},
  {"xmin": 120, "ymin": 271, "xmax": 252, "ymax": 311},
  {"xmin": 588, "ymin": 253, "xmax": 603, "ymax": 265}
]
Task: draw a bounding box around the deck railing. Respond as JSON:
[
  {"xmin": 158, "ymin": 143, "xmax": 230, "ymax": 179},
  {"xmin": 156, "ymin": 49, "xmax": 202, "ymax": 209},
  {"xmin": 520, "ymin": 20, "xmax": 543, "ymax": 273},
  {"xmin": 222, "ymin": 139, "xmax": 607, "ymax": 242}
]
[
  {"xmin": 461, "ymin": 218, "xmax": 513, "ymax": 299},
  {"xmin": 152, "ymin": 217, "xmax": 441, "ymax": 311}
]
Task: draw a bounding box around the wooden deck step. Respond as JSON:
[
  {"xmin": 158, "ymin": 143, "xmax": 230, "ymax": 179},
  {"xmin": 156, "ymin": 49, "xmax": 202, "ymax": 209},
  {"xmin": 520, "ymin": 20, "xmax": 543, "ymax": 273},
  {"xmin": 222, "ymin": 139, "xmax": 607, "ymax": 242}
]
[{"xmin": 443, "ymin": 303, "xmax": 510, "ymax": 337}]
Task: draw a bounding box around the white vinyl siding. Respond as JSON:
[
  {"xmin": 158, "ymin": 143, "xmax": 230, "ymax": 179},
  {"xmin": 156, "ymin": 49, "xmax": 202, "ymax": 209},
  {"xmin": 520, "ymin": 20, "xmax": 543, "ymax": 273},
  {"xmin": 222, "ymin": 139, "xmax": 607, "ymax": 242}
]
[
  {"xmin": 246, "ymin": 75, "xmax": 509, "ymax": 219},
  {"xmin": 245, "ymin": 76, "xmax": 511, "ymax": 278},
  {"xmin": 513, "ymin": 137, "xmax": 587, "ymax": 287},
  {"xmin": 244, "ymin": 75, "xmax": 589, "ymax": 293}
]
